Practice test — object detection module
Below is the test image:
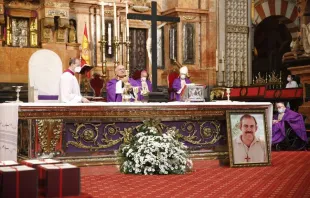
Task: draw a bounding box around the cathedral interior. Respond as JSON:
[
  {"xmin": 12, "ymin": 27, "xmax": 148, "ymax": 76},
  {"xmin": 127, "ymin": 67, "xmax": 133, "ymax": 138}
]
[{"xmin": 0, "ymin": 0, "xmax": 310, "ymax": 113}]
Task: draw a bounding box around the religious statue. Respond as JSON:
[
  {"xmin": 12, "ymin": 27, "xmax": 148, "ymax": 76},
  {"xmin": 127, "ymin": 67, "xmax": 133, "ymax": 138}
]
[
  {"xmin": 141, "ymin": 21, "xmax": 167, "ymax": 67},
  {"xmin": 302, "ymin": 23, "xmax": 310, "ymax": 54},
  {"xmin": 122, "ymin": 77, "xmax": 133, "ymax": 102},
  {"xmin": 68, "ymin": 19, "xmax": 77, "ymax": 43}
]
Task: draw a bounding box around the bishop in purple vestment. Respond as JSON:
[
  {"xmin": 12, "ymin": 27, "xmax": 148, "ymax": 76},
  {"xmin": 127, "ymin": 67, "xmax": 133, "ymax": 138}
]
[
  {"xmin": 135, "ymin": 70, "xmax": 152, "ymax": 101},
  {"xmin": 272, "ymin": 102, "xmax": 307, "ymax": 144},
  {"xmin": 106, "ymin": 65, "xmax": 136, "ymax": 102},
  {"xmin": 172, "ymin": 66, "xmax": 191, "ymax": 101}
]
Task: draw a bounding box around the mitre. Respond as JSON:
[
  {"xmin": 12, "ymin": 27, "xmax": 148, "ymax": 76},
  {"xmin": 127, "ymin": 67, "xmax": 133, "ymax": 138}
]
[{"xmin": 180, "ymin": 66, "xmax": 188, "ymax": 75}]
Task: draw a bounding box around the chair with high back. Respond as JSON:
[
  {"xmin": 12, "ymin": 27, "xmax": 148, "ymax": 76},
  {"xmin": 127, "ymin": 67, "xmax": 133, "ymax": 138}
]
[
  {"xmin": 90, "ymin": 73, "xmax": 104, "ymax": 97},
  {"xmin": 167, "ymin": 69, "xmax": 179, "ymax": 101}
]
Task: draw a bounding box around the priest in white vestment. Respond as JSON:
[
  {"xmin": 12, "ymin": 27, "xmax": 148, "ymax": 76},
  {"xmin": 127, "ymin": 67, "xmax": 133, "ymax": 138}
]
[{"xmin": 59, "ymin": 58, "xmax": 90, "ymax": 103}]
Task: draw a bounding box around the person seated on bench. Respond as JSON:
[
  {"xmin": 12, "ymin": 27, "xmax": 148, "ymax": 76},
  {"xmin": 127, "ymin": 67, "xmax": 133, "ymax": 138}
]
[{"xmin": 272, "ymin": 102, "xmax": 307, "ymax": 145}]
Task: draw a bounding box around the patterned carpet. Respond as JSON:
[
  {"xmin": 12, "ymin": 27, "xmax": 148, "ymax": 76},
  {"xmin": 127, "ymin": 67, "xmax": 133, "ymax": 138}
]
[{"xmin": 74, "ymin": 151, "xmax": 310, "ymax": 198}]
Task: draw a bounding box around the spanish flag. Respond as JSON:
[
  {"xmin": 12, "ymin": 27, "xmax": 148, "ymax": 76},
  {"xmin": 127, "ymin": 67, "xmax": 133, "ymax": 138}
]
[{"xmin": 81, "ymin": 24, "xmax": 91, "ymax": 78}]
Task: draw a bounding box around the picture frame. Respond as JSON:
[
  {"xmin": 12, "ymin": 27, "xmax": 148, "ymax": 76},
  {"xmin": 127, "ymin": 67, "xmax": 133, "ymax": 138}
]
[{"xmin": 226, "ymin": 110, "xmax": 271, "ymax": 167}]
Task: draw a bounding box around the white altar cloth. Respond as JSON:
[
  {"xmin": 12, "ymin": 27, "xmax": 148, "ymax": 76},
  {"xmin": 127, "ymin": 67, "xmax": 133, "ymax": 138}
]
[
  {"xmin": 0, "ymin": 103, "xmax": 19, "ymax": 161},
  {"xmin": 0, "ymin": 101, "xmax": 273, "ymax": 161}
]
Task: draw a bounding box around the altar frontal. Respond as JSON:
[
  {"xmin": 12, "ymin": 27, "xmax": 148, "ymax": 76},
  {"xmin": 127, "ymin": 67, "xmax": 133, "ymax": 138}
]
[{"xmin": 14, "ymin": 102, "xmax": 273, "ymax": 165}]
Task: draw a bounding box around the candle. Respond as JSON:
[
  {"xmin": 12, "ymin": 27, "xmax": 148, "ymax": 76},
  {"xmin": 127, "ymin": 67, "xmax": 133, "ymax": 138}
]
[
  {"xmin": 117, "ymin": 16, "xmax": 120, "ymax": 39},
  {"xmin": 126, "ymin": 1, "xmax": 129, "ymax": 38},
  {"xmin": 233, "ymin": 51, "xmax": 236, "ymax": 71},
  {"xmin": 113, "ymin": 1, "xmax": 117, "ymax": 38},
  {"xmin": 101, "ymin": 1, "xmax": 105, "ymax": 61},
  {"xmin": 221, "ymin": 50, "xmax": 225, "ymax": 72},
  {"xmin": 108, "ymin": 23, "xmax": 112, "ymax": 45},
  {"xmin": 216, "ymin": 50, "xmax": 218, "ymax": 71},
  {"xmin": 101, "ymin": 1, "xmax": 105, "ymax": 35},
  {"xmin": 108, "ymin": 23, "xmax": 112, "ymax": 54},
  {"xmin": 172, "ymin": 29, "xmax": 175, "ymax": 59},
  {"xmin": 240, "ymin": 56, "xmax": 243, "ymax": 72}
]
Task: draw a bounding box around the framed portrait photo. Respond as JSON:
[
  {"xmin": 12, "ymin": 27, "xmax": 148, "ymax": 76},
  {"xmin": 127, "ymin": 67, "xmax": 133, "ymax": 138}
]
[{"xmin": 226, "ymin": 110, "xmax": 271, "ymax": 167}]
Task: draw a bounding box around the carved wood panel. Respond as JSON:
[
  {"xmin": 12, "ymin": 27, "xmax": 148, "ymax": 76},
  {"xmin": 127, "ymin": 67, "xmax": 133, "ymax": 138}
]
[
  {"xmin": 129, "ymin": 28, "xmax": 147, "ymax": 77},
  {"xmin": 183, "ymin": 23, "xmax": 195, "ymax": 64}
]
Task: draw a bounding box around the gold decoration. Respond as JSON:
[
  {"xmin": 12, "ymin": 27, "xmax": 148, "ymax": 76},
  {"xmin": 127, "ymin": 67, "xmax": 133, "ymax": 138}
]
[
  {"xmin": 46, "ymin": 9, "xmax": 69, "ymax": 18},
  {"xmin": 30, "ymin": 18, "xmax": 38, "ymax": 47},
  {"xmin": 43, "ymin": 1, "xmax": 69, "ymax": 8},
  {"xmin": 120, "ymin": 128, "xmax": 134, "ymax": 144},
  {"xmin": 131, "ymin": 0, "xmax": 150, "ymax": 12},
  {"xmin": 177, "ymin": 121, "xmax": 223, "ymax": 145},
  {"xmin": 104, "ymin": 11, "xmax": 113, "ymax": 15},
  {"xmin": 19, "ymin": 108, "xmax": 225, "ymax": 119},
  {"xmin": 210, "ymin": 87, "xmax": 225, "ymax": 101},
  {"xmin": 68, "ymin": 20, "xmax": 77, "ymax": 43},
  {"xmin": 37, "ymin": 119, "xmax": 62, "ymax": 154},
  {"xmin": 135, "ymin": 119, "xmax": 166, "ymax": 134},
  {"xmin": 183, "ymin": 16, "xmax": 196, "ymax": 20},
  {"xmin": 253, "ymin": 72, "xmax": 266, "ymax": 84},
  {"xmin": 0, "ymin": 4, "xmax": 4, "ymax": 14},
  {"xmin": 6, "ymin": 1, "xmax": 40, "ymax": 10},
  {"xmin": 268, "ymin": 71, "xmax": 281, "ymax": 84},
  {"xmin": 42, "ymin": 18, "xmax": 55, "ymax": 27},
  {"xmin": 66, "ymin": 123, "xmax": 134, "ymax": 151},
  {"xmin": 57, "ymin": 28, "xmax": 65, "ymax": 42}
]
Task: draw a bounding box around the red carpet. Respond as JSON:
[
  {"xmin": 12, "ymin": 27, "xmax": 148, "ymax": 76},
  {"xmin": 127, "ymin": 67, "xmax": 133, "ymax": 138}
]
[{"xmin": 77, "ymin": 152, "xmax": 310, "ymax": 198}]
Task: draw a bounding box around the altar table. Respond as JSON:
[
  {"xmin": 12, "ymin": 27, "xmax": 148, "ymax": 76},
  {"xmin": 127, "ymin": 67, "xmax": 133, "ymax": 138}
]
[{"xmin": 0, "ymin": 102, "xmax": 273, "ymax": 164}]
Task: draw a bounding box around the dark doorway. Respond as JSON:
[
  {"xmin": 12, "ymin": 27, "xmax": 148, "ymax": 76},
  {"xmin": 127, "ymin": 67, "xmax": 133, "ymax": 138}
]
[
  {"xmin": 129, "ymin": 28, "xmax": 147, "ymax": 77},
  {"xmin": 253, "ymin": 16, "xmax": 292, "ymax": 76}
]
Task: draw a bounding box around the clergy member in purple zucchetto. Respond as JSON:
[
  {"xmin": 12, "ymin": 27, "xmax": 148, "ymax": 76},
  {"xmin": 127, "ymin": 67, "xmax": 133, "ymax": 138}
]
[
  {"xmin": 172, "ymin": 66, "xmax": 191, "ymax": 101},
  {"xmin": 106, "ymin": 65, "xmax": 136, "ymax": 102},
  {"xmin": 272, "ymin": 101, "xmax": 307, "ymax": 145},
  {"xmin": 59, "ymin": 58, "xmax": 90, "ymax": 103},
  {"xmin": 135, "ymin": 70, "xmax": 152, "ymax": 101}
]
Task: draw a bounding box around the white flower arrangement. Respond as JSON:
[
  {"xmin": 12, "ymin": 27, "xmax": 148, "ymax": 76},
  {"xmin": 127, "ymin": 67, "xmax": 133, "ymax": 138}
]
[{"xmin": 118, "ymin": 126, "xmax": 193, "ymax": 175}]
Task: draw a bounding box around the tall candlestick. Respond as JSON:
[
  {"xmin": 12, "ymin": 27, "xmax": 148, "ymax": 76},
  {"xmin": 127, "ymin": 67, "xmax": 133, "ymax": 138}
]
[
  {"xmin": 216, "ymin": 50, "xmax": 218, "ymax": 71},
  {"xmin": 126, "ymin": 1, "xmax": 129, "ymax": 38},
  {"xmin": 113, "ymin": 1, "xmax": 117, "ymax": 38}
]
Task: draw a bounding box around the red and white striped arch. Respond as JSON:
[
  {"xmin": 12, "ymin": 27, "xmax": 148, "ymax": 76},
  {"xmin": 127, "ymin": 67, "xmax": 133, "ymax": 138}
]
[{"xmin": 254, "ymin": 0, "xmax": 299, "ymax": 40}]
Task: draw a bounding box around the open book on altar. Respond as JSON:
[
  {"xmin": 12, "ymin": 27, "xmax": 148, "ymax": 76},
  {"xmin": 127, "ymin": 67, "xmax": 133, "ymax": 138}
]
[{"xmin": 180, "ymin": 84, "xmax": 205, "ymax": 102}]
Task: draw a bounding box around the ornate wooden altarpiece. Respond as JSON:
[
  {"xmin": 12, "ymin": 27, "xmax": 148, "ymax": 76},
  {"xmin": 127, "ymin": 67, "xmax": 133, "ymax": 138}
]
[
  {"xmin": 4, "ymin": 1, "xmax": 39, "ymax": 47},
  {"xmin": 17, "ymin": 103, "xmax": 272, "ymax": 165}
]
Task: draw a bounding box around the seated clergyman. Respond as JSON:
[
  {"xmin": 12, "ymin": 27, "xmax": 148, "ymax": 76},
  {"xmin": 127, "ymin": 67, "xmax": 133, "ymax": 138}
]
[
  {"xmin": 172, "ymin": 66, "xmax": 191, "ymax": 101},
  {"xmin": 272, "ymin": 102, "xmax": 307, "ymax": 144}
]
